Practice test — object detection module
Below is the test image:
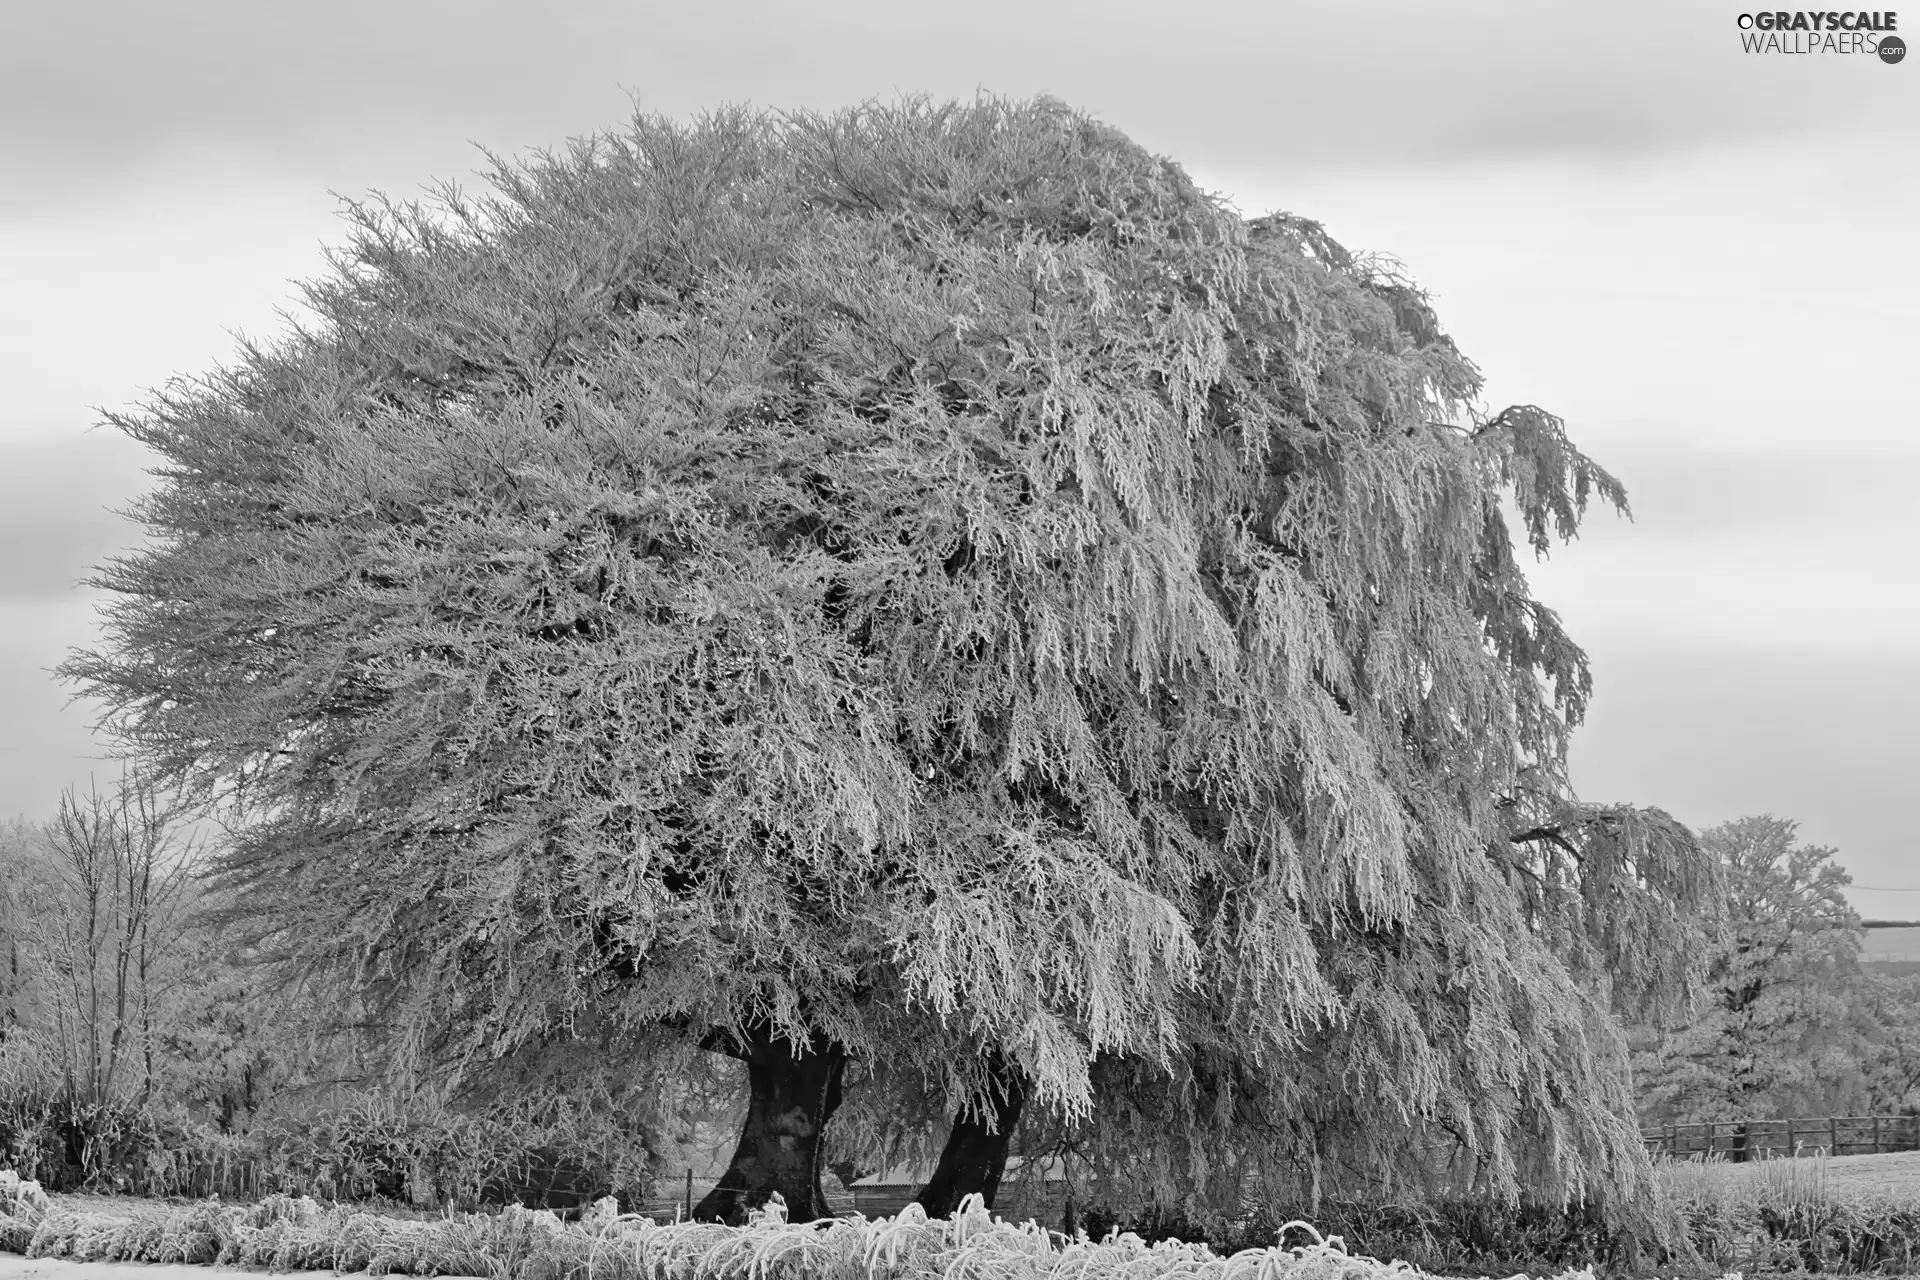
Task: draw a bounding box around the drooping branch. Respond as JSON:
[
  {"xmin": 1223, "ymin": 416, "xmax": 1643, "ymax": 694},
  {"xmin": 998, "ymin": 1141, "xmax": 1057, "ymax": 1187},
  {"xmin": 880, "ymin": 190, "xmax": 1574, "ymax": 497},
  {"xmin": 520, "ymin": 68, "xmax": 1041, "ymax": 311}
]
[{"xmin": 1507, "ymin": 824, "xmax": 1585, "ymax": 862}]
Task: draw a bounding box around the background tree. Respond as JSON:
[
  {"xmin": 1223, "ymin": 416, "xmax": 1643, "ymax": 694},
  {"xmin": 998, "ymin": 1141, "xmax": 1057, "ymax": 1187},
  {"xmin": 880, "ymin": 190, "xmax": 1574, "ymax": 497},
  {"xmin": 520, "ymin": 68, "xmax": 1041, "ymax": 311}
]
[
  {"xmin": 1862, "ymin": 973, "xmax": 1920, "ymax": 1115},
  {"xmin": 0, "ymin": 776, "xmax": 198, "ymax": 1184},
  {"xmin": 1633, "ymin": 815, "xmax": 1872, "ymax": 1127},
  {"xmin": 0, "ymin": 818, "xmax": 46, "ymax": 1041},
  {"xmin": 153, "ymin": 914, "xmax": 350, "ymax": 1135},
  {"xmin": 64, "ymin": 95, "xmax": 1719, "ymax": 1225},
  {"xmin": 36, "ymin": 777, "xmax": 196, "ymax": 1112}
]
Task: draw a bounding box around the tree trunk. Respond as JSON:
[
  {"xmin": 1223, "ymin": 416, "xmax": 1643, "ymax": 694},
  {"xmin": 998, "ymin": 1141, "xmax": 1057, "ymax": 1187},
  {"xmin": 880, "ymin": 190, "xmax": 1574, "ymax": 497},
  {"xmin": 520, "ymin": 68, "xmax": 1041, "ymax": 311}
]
[
  {"xmin": 694, "ymin": 1022, "xmax": 848, "ymax": 1225},
  {"xmin": 916, "ymin": 1054, "xmax": 1027, "ymax": 1218}
]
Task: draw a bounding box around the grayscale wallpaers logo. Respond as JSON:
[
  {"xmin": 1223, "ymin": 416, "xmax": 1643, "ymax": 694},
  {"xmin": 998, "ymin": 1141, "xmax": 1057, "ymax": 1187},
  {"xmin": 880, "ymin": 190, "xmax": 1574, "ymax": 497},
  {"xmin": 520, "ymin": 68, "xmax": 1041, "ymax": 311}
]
[{"xmin": 1736, "ymin": 10, "xmax": 1904, "ymax": 58}]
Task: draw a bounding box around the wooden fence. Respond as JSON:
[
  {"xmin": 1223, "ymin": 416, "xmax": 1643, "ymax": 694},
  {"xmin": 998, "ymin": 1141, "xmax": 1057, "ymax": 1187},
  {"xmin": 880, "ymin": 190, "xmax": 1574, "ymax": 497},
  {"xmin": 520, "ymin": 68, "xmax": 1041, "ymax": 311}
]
[
  {"xmin": 634, "ymin": 1176, "xmax": 1069, "ymax": 1223},
  {"xmin": 1643, "ymin": 1115, "xmax": 1920, "ymax": 1161},
  {"xmin": 633, "ymin": 1183, "xmax": 906, "ymax": 1221}
]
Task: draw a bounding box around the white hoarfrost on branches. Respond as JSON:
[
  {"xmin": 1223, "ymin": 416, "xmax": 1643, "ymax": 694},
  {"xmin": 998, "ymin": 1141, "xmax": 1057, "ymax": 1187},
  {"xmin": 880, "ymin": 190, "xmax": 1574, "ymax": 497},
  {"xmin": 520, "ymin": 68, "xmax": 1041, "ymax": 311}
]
[{"xmin": 64, "ymin": 95, "xmax": 1721, "ymax": 1216}]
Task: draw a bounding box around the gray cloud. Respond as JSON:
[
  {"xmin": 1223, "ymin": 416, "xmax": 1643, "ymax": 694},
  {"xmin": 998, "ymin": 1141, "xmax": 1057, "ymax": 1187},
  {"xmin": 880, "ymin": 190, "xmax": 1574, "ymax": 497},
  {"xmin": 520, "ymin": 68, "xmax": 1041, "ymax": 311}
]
[
  {"xmin": 1568, "ymin": 641, "xmax": 1920, "ymax": 920},
  {"xmin": 0, "ymin": 432, "xmax": 152, "ymax": 599},
  {"xmin": 1572, "ymin": 437, "xmax": 1920, "ymax": 539},
  {"xmin": 0, "ymin": 597, "xmax": 115, "ymax": 823},
  {"xmin": 3, "ymin": 0, "xmax": 1910, "ymax": 215},
  {"xmin": 0, "ymin": 523, "xmax": 129, "ymax": 599}
]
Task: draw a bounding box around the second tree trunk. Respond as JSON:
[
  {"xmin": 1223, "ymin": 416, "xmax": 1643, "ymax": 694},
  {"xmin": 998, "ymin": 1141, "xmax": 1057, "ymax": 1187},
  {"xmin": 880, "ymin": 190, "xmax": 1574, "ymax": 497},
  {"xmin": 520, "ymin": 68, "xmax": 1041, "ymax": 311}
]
[{"xmin": 916, "ymin": 1055, "xmax": 1027, "ymax": 1217}]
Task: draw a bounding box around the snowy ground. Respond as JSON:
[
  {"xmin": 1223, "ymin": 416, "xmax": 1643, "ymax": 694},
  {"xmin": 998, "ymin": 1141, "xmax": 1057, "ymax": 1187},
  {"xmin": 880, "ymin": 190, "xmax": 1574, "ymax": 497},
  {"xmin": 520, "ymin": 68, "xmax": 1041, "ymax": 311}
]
[{"xmin": 1703, "ymin": 1148, "xmax": 1920, "ymax": 1197}]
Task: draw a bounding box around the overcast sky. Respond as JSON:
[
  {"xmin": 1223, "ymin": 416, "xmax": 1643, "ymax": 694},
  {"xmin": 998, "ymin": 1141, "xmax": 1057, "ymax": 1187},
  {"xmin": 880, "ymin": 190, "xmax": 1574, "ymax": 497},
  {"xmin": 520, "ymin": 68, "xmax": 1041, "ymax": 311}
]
[{"xmin": 3, "ymin": 0, "xmax": 1915, "ymax": 914}]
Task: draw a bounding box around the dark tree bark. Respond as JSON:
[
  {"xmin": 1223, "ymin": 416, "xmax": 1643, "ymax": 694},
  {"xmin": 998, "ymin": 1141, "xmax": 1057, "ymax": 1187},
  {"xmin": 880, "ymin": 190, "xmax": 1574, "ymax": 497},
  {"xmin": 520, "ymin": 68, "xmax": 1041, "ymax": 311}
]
[
  {"xmin": 916, "ymin": 1052, "xmax": 1027, "ymax": 1217},
  {"xmin": 694, "ymin": 1022, "xmax": 848, "ymax": 1225}
]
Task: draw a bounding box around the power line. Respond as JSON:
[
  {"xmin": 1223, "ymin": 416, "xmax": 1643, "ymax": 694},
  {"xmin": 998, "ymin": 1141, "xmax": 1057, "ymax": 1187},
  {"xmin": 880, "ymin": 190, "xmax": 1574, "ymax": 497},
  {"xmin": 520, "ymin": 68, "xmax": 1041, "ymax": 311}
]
[{"xmin": 1852, "ymin": 885, "xmax": 1920, "ymax": 892}]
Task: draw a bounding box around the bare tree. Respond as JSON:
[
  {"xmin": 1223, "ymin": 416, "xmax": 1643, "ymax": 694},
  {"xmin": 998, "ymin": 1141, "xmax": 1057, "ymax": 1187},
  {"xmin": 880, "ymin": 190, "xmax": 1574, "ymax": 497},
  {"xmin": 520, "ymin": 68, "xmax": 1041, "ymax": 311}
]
[{"xmin": 32, "ymin": 774, "xmax": 197, "ymax": 1111}]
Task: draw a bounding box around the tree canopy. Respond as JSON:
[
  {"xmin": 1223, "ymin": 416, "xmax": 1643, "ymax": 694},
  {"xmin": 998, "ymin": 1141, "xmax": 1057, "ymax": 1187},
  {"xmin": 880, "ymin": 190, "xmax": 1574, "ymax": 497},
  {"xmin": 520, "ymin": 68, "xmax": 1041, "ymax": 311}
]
[{"xmin": 65, "ymin": 95, "xmax": 1720, "ymax": 1220}]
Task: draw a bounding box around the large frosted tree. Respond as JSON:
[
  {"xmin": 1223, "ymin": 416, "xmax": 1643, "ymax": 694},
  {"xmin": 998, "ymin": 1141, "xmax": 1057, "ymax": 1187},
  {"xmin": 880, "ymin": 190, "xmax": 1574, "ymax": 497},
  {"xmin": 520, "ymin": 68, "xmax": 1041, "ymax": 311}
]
[{"xmin": 65, "ymin": 96, "xmax": 1719, "ymax": 1225}]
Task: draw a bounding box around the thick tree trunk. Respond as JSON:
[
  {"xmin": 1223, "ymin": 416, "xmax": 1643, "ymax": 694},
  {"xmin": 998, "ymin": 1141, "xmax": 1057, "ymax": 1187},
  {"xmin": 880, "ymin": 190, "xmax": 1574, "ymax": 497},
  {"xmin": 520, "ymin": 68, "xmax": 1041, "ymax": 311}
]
[
  {"xmin": 916, "ymin": 1054, "xmax": 1027, "ymax": 1217},
  {"xmin": 694, "ymin": 1022, "xmax": 848, "ymax": 1225}
]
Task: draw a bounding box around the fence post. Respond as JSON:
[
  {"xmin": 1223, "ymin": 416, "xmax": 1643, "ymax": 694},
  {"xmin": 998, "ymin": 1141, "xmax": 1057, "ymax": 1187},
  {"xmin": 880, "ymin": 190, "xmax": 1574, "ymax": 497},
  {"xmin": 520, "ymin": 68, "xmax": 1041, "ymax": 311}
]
[
  {"xmin": 1875, "ymin": 1115, "xmax": 1882, "ymax": 1153},
  {"xmin": 1787, "ymin": 1118, "xmax": 1795, "ymax": 1151},
  {"xmin": 685, "ymin": 1169, "xmax": 692, "ymax": 1219},
  {"xmin": 1707, "ymin": 1122, "xmax": 1716, "ymax": 1159},
  {"xmin": 1829, "ymin": 1117, "xmax": 1838, "ymax": 1155}
]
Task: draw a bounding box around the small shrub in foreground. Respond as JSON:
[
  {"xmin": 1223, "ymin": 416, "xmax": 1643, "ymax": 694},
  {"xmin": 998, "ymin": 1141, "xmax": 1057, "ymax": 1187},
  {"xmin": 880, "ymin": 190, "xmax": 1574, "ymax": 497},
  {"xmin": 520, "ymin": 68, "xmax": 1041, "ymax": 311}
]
[
  {"xmin": 1084, "ymin": 1195, "xmax": 1668, "ymax": 1279},
  {"xmin": 1653, "ymin": 1152, "xmax": 1920, "ymax": 1275},
  {"xmin": 0, "ymin": 1083, "xmax": 651, "ymax": 1212},
  {"xmin": 1081, "ymin": 1155, "xmax": 1920, "ymax": 1279}
]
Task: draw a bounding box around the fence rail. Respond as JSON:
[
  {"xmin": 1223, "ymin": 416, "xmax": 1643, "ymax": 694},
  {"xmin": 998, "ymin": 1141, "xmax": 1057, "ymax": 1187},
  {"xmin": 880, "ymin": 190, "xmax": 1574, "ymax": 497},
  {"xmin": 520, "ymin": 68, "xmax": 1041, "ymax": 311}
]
[
  {"xmin": 634, "ymin": 1184, "xmax": 915, "ymax": 1221},
  {"xmin": 1643, "ymin": 1115, "xmax": 1920, "ymax": 1161},
  {"xmin": 634, "ymin": 1177, "xmax": 1069, "ymax": 1223}
]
